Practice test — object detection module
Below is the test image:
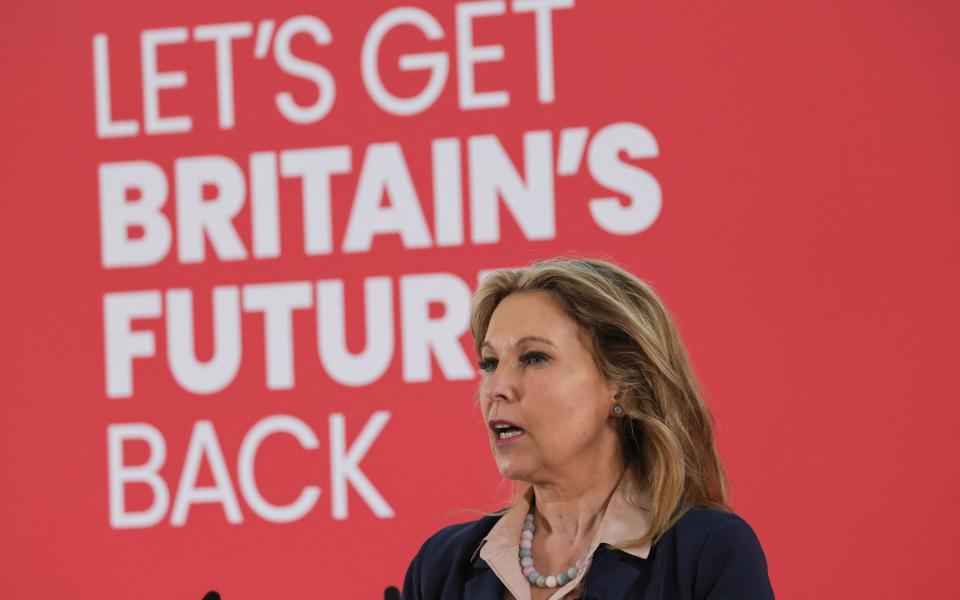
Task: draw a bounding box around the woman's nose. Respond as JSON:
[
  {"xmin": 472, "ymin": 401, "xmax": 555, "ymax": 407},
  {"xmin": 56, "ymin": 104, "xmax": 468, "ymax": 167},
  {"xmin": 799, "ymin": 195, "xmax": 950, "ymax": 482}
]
[{"xmin": 484, "ymin": 363, "xmax": 519, "ymax": 403}]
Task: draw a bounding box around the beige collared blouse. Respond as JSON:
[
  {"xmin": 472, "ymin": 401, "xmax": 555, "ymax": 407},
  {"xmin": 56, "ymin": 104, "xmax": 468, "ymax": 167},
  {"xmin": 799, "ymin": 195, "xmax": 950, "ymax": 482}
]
[{"xmin": 478, "ymin": 471, "xmax": 652, "ymax": 600}]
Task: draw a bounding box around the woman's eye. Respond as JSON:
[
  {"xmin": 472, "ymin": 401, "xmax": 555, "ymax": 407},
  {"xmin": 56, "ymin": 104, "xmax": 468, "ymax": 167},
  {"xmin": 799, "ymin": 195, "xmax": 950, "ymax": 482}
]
[
  {"xmin": 520, "ymin": 352, "xmax": 549, "ymax": 366},
  {"xmin": 477, "ymin": 358, "xmax": 498, "ymax": 373}
]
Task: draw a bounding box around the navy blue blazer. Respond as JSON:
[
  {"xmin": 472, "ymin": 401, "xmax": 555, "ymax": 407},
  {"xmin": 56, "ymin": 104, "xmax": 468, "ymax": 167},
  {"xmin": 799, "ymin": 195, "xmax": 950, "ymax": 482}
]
[{"xmin": 401, "ymin": 506, "xmax": 774, "ymax": 599}]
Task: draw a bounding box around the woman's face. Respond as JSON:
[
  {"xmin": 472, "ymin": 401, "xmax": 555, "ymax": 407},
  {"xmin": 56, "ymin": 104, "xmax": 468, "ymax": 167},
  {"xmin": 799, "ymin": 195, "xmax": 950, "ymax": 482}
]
[{"xmin": 478, "ymin": 291, "xmax": 621, "ymax": 484}]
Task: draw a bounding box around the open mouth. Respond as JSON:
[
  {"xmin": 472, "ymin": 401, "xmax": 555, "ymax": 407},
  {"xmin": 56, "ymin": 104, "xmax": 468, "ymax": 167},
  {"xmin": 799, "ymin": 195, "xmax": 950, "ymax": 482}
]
[{"xmin": 490, "ymin": 420, "xmax": 525, "ymax": 442}]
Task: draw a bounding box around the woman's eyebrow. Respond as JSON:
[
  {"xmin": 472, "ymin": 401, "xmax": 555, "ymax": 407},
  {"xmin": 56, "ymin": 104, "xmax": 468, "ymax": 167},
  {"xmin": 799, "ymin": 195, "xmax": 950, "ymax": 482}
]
[{"xmin": 482, "ymin": 336, "xmax": 556, "ymax": 350}]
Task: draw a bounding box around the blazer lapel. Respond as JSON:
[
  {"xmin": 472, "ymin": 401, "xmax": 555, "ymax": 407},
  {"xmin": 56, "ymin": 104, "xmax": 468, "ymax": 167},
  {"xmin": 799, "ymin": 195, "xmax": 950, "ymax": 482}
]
[
  {"xmin": 579, "ymin": 546, "xmax": 646, "ymax": 599},
  {"xmin": 463, "ymin": 557, "xmax": 506, "ymax": 600}
]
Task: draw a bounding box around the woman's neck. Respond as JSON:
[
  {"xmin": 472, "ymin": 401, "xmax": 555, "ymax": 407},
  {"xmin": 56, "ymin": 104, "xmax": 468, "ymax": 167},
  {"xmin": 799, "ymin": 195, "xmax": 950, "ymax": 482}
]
[{"xmin": 530, "ymin": 459, "xmax": 626, "ymax": 540}]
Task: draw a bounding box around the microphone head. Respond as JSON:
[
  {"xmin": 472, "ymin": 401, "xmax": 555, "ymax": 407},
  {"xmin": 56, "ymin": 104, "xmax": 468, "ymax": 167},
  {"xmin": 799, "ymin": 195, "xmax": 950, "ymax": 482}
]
[
  {"xmin": 202, "ymin": 592, "xmax": 221, "ymax": 600},
  {"xmin": 384, "ymin": 586, "xmax": 400, "ymax": 600}
]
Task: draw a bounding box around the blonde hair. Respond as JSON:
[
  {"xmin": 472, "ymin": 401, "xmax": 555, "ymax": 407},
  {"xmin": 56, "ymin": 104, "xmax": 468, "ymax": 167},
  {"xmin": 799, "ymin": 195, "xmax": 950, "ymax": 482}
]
[{"xmin": 471, "ymin": 257, "xmax": 730, "ymax": 546}]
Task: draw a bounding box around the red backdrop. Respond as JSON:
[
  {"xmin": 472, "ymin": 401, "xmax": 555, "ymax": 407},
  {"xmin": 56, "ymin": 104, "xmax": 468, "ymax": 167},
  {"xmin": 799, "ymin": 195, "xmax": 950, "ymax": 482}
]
[{"xmin": 1, "ymin": 1, "xmax": 958, "ymax": 598}]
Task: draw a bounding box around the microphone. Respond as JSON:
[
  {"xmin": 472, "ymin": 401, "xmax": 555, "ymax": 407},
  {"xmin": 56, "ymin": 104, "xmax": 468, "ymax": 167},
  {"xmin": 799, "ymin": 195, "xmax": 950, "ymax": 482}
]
[{"xmin": 202, "ymin": 592, "xmax": 221, "ymax": 600}]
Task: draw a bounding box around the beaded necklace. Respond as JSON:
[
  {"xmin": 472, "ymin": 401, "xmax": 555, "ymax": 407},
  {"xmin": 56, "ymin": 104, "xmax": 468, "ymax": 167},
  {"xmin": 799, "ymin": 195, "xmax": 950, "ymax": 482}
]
[{"xmin": 518, "ymin": 510, "xmax": 592, "ymax": 589}]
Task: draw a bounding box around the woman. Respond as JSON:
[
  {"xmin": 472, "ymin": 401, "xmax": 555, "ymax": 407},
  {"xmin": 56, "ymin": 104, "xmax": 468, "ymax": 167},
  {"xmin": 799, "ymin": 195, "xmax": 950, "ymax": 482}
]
[{"xmin": 401, "ymin": 258, "xmax": 774, "ymax": 599}]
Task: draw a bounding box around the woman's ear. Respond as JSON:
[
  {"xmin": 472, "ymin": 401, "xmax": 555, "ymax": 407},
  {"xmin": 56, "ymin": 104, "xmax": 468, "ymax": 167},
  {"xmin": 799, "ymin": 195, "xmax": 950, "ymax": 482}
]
[{"xmin": 608, "ymin": 378, "xmax": 623, "ymax": 401}]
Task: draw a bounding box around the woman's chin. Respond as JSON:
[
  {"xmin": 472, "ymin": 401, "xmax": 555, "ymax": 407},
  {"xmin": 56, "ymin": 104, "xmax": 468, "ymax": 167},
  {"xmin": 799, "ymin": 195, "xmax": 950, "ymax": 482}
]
[{"xmin": 494, "ymin": 458, "xmax": 534, "ymax": 481}]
